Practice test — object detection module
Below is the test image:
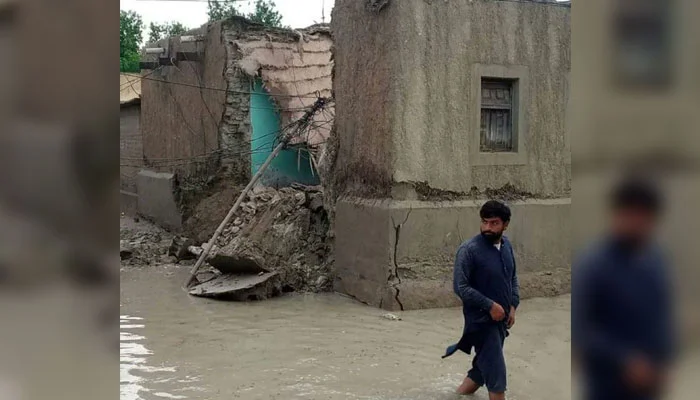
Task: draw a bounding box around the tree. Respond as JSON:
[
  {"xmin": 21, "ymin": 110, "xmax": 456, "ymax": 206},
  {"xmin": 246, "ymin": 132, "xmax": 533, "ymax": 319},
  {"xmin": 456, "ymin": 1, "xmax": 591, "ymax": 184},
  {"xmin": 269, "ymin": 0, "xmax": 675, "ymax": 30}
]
[
  {"xmin": 247, "ymin": 0, "xmax": 283, "ymax": 28},
  {"xmin": 207, "ymin": 0, "xmax": 283, "ymax": 28},
  {"xmin": 120, "ymin": 10, "xmax": 144, "ymax": 72},
  {"xmin": 207, "ymin": 0, "xmax": 241, "ymax": 22},
  {"xmin": 148, "ymin": 21, "xmax": 189, "ymax": 44}
]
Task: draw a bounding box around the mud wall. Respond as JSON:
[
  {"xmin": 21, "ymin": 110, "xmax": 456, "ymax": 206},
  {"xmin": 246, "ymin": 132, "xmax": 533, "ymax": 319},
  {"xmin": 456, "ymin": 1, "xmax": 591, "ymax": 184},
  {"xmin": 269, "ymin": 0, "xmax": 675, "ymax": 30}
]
[
  {"xmin": 331, "ymin": 0, "xmax": 572, "ymax": 310},
  {"xmin": 335, "ymin": 197, "xmax": 571, "ymax": 310},
  {"xmin": 140, "ymin": 23, "xmax": 228, "ymax": 181},
  {"xmin": 120, "ymin": 104, "xmax": 141, "ymax": 214},
  {"xmin": 332, "ymin": 0, "xmax": 570, "ymax": 197},
  {"xmin": 120, "ymin": 105, "xmax": 142, "ymax": 193},
  {"xmin": 331, "ymin": 0, "xmax": 400, "ymax": 197}
]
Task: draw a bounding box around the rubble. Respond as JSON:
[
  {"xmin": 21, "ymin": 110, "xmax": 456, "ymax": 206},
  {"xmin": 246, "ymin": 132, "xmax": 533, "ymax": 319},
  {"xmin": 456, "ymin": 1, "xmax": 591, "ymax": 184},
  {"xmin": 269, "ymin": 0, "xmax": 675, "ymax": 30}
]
[
  {"xmin": 189, "ymin": 184, "xmax": 332, "ymax": 297},
  {"xmin": 381, "ymin": 313, "xmax": 402, "ymax": 321},
  {"xmin": 121, "ymin": 183, "xmax": 333, "ymax": 301},
  {"xmin": 168, "ymin": 236, "xmax": 195, "ymax": 260},
  {"xmin": 120, "ymin": 216, "xmax": 175, "ymax": 266}
]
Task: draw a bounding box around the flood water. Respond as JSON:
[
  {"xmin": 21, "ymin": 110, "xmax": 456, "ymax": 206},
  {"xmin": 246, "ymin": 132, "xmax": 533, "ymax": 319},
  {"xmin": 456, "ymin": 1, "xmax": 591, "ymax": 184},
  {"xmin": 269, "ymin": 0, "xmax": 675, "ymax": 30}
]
[{"xmin": 120, "ymin": 265, "xmax": 571, "ymax": 400}]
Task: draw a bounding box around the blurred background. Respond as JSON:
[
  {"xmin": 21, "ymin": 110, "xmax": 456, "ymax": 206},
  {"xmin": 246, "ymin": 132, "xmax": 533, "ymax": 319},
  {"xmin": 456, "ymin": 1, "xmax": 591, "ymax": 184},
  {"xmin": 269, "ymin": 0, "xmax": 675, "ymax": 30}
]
[{"xmin": 0, "ymin": 0, "xmax": 116, "ymax": 399}]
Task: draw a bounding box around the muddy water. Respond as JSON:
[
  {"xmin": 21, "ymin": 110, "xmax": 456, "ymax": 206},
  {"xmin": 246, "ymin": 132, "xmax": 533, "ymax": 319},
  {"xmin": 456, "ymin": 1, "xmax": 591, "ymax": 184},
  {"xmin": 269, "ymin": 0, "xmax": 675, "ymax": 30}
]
[{"xmin": 121, "ymin": 266, "xmax": 571, "ymax": 400}]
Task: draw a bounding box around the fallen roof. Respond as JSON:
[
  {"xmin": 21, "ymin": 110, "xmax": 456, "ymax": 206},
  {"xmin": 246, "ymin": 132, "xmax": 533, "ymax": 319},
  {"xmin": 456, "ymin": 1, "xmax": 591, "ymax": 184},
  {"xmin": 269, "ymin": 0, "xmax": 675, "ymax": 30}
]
[{"xmin": 231, "ymin": 23, "xmax": 333, "ymax": 147}]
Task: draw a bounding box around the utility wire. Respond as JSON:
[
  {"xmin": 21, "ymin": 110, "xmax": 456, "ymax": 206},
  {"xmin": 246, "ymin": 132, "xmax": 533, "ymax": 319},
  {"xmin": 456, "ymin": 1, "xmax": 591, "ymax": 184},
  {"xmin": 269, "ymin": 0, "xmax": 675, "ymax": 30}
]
[
  {"xmin": 120, "ymin": 100, "xmax": 333, "ymax": 166},
  {"xmin": 120, "ymin": 73, "xmax": 322, "ymax": 99},
  {"xmin": 120, "ymin": 66, "xmax": 164, "ymax": 91}
]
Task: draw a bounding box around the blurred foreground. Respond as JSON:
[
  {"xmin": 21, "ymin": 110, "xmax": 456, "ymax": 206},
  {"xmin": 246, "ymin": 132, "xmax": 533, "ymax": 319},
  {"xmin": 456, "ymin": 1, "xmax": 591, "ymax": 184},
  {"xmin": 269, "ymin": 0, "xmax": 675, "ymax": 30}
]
[{"xmin": 571, "ymin": 0, "xmax": 700, "ymax": 398}]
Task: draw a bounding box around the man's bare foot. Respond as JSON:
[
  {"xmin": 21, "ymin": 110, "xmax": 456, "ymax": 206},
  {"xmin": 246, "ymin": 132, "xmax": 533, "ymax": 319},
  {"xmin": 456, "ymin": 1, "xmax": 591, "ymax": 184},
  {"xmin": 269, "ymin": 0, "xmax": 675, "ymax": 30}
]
[{"xmin": 456, "ymin": 376, "xmax": 480, "ymax": 395}]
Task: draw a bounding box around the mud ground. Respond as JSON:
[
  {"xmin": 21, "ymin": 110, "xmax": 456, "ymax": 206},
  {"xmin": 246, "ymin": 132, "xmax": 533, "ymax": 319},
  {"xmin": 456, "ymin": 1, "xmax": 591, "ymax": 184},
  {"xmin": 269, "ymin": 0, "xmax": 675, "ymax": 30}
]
[{"xmin": 121, "ymin": 266, "xmax": 571, "ymax": 400}]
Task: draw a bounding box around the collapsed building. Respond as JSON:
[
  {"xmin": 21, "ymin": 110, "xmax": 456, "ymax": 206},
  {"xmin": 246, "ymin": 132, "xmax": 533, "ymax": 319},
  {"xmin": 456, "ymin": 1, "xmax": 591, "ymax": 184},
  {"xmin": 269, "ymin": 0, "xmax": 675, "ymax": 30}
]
[
  {"xmin": 329, "ymin": 0, "xmax": 571, "ymax": 310},
  {"xmin": 123, "ymin": 17, "xmax": 333, "ymax": 229},
  {"xmin": 118, "ymin": 18, "xmax": 335, "ymax": 297}
]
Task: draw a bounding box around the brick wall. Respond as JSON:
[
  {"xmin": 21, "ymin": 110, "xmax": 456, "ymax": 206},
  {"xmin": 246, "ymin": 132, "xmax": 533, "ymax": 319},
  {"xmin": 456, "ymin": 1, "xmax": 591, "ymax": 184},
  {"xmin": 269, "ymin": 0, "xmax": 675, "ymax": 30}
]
[
  {"xmin": 220, "ymin": 60, "xmax": 252, "ymax": 182},
  {"xmin": 120, "ymin": 104, "xmax": 142, "ymax": 193}
]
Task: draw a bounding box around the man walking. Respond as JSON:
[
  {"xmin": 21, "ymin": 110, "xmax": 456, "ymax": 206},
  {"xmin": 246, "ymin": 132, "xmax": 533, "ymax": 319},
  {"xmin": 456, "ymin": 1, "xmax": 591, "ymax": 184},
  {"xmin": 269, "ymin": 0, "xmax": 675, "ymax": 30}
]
[
  {"xmin": 443, "ymin": 200, "xmax": 519, "ymax": 400},
  {"xmin": 573, "ymin": 177, "xmax": 676, "ymax": 400}
]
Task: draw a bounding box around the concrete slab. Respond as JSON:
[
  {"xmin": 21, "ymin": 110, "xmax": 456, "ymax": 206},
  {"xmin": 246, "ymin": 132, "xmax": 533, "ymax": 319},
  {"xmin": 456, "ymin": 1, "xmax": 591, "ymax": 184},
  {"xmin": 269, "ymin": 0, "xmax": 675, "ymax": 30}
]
[
  {"xmin": 188, "ymin": 271, "xmax": 281, "ymax": 300},
  {"xmin": 120, "ymin": 190, "xmax": 138, "ymax": 216},
  {"xmin": 136, "ymin": 170, "xmax": 182, "ymax": 230}
]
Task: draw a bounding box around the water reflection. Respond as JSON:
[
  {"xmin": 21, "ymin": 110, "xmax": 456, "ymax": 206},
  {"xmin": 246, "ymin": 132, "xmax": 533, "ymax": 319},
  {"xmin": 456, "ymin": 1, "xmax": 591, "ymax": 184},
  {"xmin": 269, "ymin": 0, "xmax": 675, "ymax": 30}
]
[{"xmin": 120, "ymin": 314, "xmax": 190, "ymax": 400}]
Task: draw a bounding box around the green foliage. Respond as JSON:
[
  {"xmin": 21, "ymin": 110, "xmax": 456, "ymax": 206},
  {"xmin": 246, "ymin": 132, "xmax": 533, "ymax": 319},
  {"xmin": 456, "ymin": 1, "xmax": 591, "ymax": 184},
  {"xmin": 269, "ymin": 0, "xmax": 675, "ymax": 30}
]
[
  {"xmin": 207, "ymin": 0, "xmax": 241, "ymax": 22},
  {"xmin": 207, "ymin": 0, "xmax": 284, "ymax": 28},
  {"xmin": 148, "ymin": 21, "xmax": 189, "ymax": 44},
  {"xmin": 120, "ymin": 10, "xmax": 144, "ymax": 72},
  {"xmin": 247, "ymin": 0, "xmax": 283, "ymax": 28}
]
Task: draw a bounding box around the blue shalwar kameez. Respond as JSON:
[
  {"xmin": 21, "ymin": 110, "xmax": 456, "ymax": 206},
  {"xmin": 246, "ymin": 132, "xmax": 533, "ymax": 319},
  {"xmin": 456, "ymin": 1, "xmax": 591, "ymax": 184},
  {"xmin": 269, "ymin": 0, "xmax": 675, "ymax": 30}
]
[
  {"xmin": 443, "ymin": 234, "xmax": 520, "ymax": 393},
  {"xmin": 572, "ymin": 238, "xmax": 676, "ymax": 400}
]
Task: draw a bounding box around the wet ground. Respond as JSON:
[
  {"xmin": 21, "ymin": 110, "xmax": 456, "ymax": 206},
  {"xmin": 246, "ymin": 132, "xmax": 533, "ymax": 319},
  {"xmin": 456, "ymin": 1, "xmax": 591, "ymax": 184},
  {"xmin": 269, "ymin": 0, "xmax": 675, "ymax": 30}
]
[{"xmin": 121, "ymin": 265, "xmax": 571, "ymax": 400}]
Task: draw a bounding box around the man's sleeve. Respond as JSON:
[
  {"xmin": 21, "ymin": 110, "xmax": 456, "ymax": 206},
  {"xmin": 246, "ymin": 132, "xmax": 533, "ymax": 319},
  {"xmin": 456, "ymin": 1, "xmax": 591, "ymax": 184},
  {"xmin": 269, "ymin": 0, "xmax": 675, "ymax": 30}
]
[
  {"xmin": 656, "ymin": 253, "xmax": 677, "ymax": 364},
  {"xmin": 510, "ymin": 246, "xmax": 520, "ymax": 309},
  {"xmin": 572, "ymin": 254, "xmax": 629, "ymax": 368},
  {"xmin": 453, "ymin": 245, "xmax": 493, "ymax": 310}
]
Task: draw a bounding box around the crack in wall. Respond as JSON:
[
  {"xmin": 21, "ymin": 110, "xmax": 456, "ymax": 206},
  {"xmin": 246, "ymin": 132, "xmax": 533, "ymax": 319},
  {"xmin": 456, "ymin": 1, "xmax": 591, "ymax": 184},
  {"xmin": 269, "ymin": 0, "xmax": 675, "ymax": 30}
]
[{"xmin": 389, "ymin": 208, "xmax": 412, "ymax": 311}]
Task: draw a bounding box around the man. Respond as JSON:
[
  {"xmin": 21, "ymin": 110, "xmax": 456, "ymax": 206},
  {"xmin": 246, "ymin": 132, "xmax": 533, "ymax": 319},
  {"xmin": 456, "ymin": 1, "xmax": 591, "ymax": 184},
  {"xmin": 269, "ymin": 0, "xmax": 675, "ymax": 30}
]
[
  {"xmin": 573, "ymin": 177, "xmax": 676, "ymax": 400},
  {"xmin": 443, "ymin": 200, "xmax": 520, "ymax": 400}
]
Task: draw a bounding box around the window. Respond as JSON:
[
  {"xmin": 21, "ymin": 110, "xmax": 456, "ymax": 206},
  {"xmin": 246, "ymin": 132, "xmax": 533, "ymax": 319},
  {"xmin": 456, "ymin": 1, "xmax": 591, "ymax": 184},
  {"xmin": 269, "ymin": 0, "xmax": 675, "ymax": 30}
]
[
  {"xmin": 471, "ymin": 64, "xmax": 528, "ymax": 166},
  {"xmin": 612, "ymin": 0, "xmax": 672, "ymax": 90},
  {"xmin": 480, "ymin": 79, "xmax": 516, "ymax": 152}
]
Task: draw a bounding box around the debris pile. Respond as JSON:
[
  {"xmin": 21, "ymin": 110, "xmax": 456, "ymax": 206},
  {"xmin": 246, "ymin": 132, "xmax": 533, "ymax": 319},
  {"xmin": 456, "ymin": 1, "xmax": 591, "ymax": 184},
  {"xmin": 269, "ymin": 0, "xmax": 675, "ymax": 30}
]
[
  {"xmin": 185, "ymin": 184, "xmax": 333, "ymax": 299},
  {"xmin": 120, "ymin": 217, "xmax": 176, "ymax": 266},
  {"xmin": 120, "ymin": 183, "xmax": 333, "ymax": 301}
]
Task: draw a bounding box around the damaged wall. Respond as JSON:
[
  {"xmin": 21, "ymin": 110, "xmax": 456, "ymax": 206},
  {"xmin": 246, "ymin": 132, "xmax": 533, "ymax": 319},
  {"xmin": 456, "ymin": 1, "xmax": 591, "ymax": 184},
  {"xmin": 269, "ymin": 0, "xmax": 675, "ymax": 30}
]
[
  {"xmin": 250, "ymin": 79, "xmax": 318, "ymax": 186},
  {"xmin": 335, "ymin": 198, "xmax": 571, "ymax": 310},
  {"xmin": 333, "ymin": 0, "xmax": 570, "ymax": 198},
  {"xmin": 140, "ymin": 18, "xmax": 333, "ymax": 186},
  {"xmin": 227, "ymin": 19, "xmax": 333, "ymax": 148}
]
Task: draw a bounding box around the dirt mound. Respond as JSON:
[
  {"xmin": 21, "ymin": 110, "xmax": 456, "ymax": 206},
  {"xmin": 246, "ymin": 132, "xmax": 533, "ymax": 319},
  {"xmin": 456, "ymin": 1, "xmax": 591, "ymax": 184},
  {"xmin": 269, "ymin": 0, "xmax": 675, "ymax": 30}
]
[{"xmin": 182, "ymin": 183, "xmax": 245, "ymax": 244}]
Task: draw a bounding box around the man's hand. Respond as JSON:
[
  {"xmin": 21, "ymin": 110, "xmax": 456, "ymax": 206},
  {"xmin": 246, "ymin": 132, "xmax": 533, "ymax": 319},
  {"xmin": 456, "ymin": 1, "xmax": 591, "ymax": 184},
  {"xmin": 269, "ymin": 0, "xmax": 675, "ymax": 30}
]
[
  {"xmin": 507, "ymin": 306, "xmax": 516, "ymax": 328},
  {"xmin": 625, "ymin": 354, "xmax": 659, "ymax": 393},
  {"xmin": 489, "ymin": 302, "xmax": 506, "ymax": 321}
]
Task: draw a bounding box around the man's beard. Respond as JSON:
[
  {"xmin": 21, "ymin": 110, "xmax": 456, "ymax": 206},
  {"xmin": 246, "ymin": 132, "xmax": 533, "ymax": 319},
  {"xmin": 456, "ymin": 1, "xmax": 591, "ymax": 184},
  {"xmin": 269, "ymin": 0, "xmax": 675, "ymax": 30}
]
[
  {"xmin": 481, "ymin": 230, "xmax": 502, "ymax": 243},
  {"xmin": 612, "ymin": 232, "xmax": 649, "ymax": 252}
]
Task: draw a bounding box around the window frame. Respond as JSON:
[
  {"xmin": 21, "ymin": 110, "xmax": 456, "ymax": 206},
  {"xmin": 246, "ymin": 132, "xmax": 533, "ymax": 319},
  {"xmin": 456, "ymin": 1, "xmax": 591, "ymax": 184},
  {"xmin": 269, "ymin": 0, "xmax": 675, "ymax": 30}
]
[
  {"xmin": 471, "ymin": 64, "xmax": 529, "ymax": 166},
  {"xmin": 480, "ymin": 78, "xmax": 516, "ymax": 152}
]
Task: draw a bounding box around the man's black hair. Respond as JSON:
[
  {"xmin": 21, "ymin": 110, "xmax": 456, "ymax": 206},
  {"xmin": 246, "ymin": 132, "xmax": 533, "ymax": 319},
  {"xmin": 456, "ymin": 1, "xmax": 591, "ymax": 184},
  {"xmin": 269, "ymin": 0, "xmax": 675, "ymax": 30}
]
[
  {"xmin": 480, "ymin": 200, "xmax": 511, "ymax": 223},
  {"xmin": 610, "ymin": 177, "xmax": 663, "ymax": 214}
]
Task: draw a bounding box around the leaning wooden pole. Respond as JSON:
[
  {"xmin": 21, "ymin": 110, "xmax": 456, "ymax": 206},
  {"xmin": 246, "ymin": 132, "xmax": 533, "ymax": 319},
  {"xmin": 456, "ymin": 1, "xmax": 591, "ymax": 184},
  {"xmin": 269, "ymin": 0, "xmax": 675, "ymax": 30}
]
[{"xmin": 184, "ymin": 97, "xmax": 327, "ymax": 289}]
